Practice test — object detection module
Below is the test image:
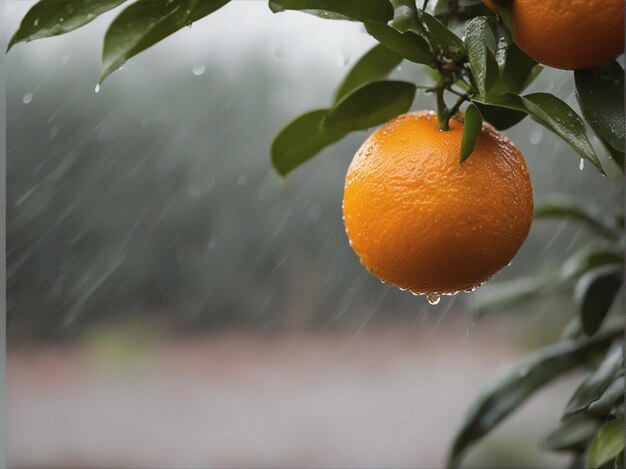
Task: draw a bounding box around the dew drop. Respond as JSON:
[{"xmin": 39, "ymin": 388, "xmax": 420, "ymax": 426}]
[
  {"xmin": 192, "ymin": 64, "xmax": 206, "ymax": 76},
  {"xmin": 94, "ymin": 84, "xmax": 100, "ymax": 93},
  {"xmin": 22, "ymin": 93, "xmax": 33, "ymax": 104},
  {"xmin": 579, "ymin": 158, "xmax": 584, "ymax": 171},
  {"xmin": 426, "ymin": 292, "xmax": 440, "ymax": 305}
]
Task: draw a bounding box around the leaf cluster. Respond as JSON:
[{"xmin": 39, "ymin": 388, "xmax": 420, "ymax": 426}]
[
  {"xmin": 8, "ymin": 0, "xmax": 623, "ymax": 174},
  {"xmin": 456, "ymin": 194, "xmax": 624, "ymax": 469}
]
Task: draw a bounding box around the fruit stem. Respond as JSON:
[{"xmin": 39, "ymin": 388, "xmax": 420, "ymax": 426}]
[
  {"xmin": 447, "ymin": 93, "xmax": 471, "ymax": 122},
  {"xmin": 436, "ymin": 85, "xmax": 449, "ymax": 131}
]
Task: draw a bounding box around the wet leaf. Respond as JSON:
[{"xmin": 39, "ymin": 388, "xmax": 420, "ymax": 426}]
[
  {"xmin": 464, "ymin": 17, "xmax": 496, "ymax": 97},
  {"xmin": 390, "ymin": 0, "xmax": 420, "ymax": 33},
  {"xmin": 564, "ymin": 342, "xmax": 623, "ymax": 417},
  {"xmin": 487, "ymin": 43, "xmax": 538, "ymax": 98},
  {"xmin": 587, "ymin": 418, "xmax": 625, "ymax": 469},
  {"xmin": 520, "ymin": 93, "xmax": 604, "ymax": 175},
  {"xmin": 447, "ymin": 327, "xmax": 621, "ymax": 468},
  {"xmin": 575, "ymin": 61, "xmax": 625, "ymax": 153},
  {"xmin": 271, "ymin": 109, "xmax": 347, "ymax": 176},
  {"xmin": 422, "ymin": 11, "xmax": 465, "ymax": 52},
  {"xmin": 560, "ymin": 247, "xmax": 624, "ymax": 281},
  {"xmin": 460, "ymin": 103, "xmax": 482, "ymax": 162},
  {"xmin": 543, "ymin": 414, "xmax": 599, "ymax": 451},
  {"xmin": 434, "ymin": 0, "xmax": 491, "ymax": 22},
  {"xmin": 364, "ymin": 22, "xmax": 433, "ymax": 65},
  {"xmin": 588, "ymin": 375, "xmax": 625, "ymax": 415},
  {"xmin": 471, "ymin": 274, "xmax": 562, "ymax": 318},
  {"xmin": 574, "ymin": 267, "xmax": 623, "ymax": 337},
  {"xmin": 597, "ymin": 132, "xmax": 625, "ymax": 173},
  {"xmin": 100, "ymin": 0, "xmax": 230, "ymax": 82},
  {"xmin": 477, "ymin": 92, "xmax": 602, "ymax": 172},
  {"xmin": 269, "ymin": 0, "xmax": 394, "ymax": 22},
  {"xmin": 7, "ymin": 0, "xmax": 126, "ymax": 51},
  {"xmin": 534, "ymin": 196, "xmax": 622, "ymax": 240},
  {"xmin": 474, "ymin": 101, "xmax": 526, "ymax": 130},
  {"xmin": 322, "ymin": 80, "xmax": 416, "ymax": 131},
  {"xmin": 334, "ymin": 44, "xmax": 403, "ymax": 103},
  {"xmin": 498, "ymin": 6, "xmax": 514, "ymax": 33}
]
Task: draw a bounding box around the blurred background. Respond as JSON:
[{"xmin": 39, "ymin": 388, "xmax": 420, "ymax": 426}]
[{"xmin": 5, "ymin": 1, "xmax": 622, "ymax": 467}]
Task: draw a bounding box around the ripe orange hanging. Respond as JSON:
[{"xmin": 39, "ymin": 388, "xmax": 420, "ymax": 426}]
[
  {"xmin": 484, "ymin": 0, "xmax": 624, "ymax": 70},
  {"xmin": 342, "ymin": 111, "xmax": 533, "ymax": 296}
]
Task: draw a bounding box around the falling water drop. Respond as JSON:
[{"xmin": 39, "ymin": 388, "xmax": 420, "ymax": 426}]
[
  {"xmin": 192, "ymin": 64, "xmax": 206, "ymax": 76},
  {"xmin": 426, "ymin": 292, "xmax": 440, "ymax": 305},
  {"xmin": 94, "ymin": 84, "xmax": 101, "ymax": 93},
  {"xmin": 22, "ymin": 93, "xmax": 33, "ymax": 104},
  {"xmin": 579, "ymin": 158, "xmax": 585, "ymax": 171},
  {"xmin": 59, "ymin": 52, "xmax": 71, "ymax": 67},
  {"xmin": 273, "ymin": 45, "xmax": 285, "ymax": 59},
  {"xmin": 529, "ymin": 127, "xmax": 542, "ymax": 144}
]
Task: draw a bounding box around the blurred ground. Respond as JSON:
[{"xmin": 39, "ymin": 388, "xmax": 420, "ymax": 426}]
[{"xmin": 8, "ymin": 319, "xmax": 574, "ymax": 468}]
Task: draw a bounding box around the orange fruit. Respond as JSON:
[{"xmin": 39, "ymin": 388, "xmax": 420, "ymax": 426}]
[
  {"xmin": 484, "ymin": 0, "xmax": 624, "ymax": 70},
  {"xmin": 342, "ymin": 111, "xmax": 533, "ymax": 297}
]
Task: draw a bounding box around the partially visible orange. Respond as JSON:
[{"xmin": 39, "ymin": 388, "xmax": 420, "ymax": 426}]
[
  {"xmin": 484, "ymin": 0, "xmax": 624, "ymax": 70},
  {"xmin": 342, "ymin": 111, "xmax": 533, "ymax": 296}
]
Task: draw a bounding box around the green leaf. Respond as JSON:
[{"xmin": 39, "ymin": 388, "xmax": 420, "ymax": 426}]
[
  {"xmin": 597, "ymin": 132, "xmax": 625, "ymax": 173},
  {"xmin": 100, "ymin": 0, "xmax": 230, "ymax": 83},
  {"xmin": 460, "ymin": 103, "xmax": 482, "ymax": 162},
  {"xmin": 489, "ymin": 43, "xmax": 538, "ymax": 97},
  {"xmin": 434, "ymin": 0, "xmax": 491, "ymax": 22},
  {"xmin": 534, "ymin": 196, "xmax": 622, "ymax": 239},
  {"xmin": 543, "ymin": 414, "xmax": 599, "ymax": 451},
  {"xmin": 7, "ymin": 0, "xmax": 126, "ymax": 51},
  {"xmin": 521, "ymin": 93, "xmax": 604, "ymax": 175},
  {"xmin": 498, "ymin": 6, "xmax": 514, "ymax": 35},
  {"xmin": 474, "ymin": 101, "xmax": 526, "ymax": 130},
  {"xmin": 464, "ymin": 16, "xmax": 497, "ymax": 97},
  {"xmin": 269, "ymin": 0, "xmax": 394, "ymax": 22},
  {"xmin": 588, "ymin": 375, "xmax": 625, "ymax": 415},
  {"xmin": 334, "ymin": 44, "xmax": 403, "ymax": 103},
  {"xmin": 322, "ymin": 80, "xmax": 416, "ymax": 131},
  {"xmin": 575, "ymin": 61, "xmax": 625, "ymax": 153},
  {"xmin": 364, "ymin": 22, "xmax": 433, "ymax": 65},
  {"xmin": 271, "ymin": 109, "xmax": 347, "ymax": 176},
  {"xmin": 575, "ymin": 267, "xmax": 623, "ymax": 337},
  {"xmin": 561, "ymin": 247, "xmax": 624, "ymax": 281},
  {"xmin": 492, "ymin": 20, "xmax": 508, "ymax": 73},
  {"xmin": 471, "ymin": 274, "xmax": 562, "ymax": 318},
  {"xmin": 422, "ymin": 11, "xmax": 465, "ymax": 52},
  {"xmin": 587, "ymin": 418, "xmax": 625, "ymax": 469},
  {"xmin": 565, "ymin": 342, "xmax": 624, "ymax": 417},
  {"xmin": 390, "ymin": 0, "xmax": 420, "ymax": 33},
  {"xmin": 447, "ymin": 327, "xmax": 622, "ymax": 469}
]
